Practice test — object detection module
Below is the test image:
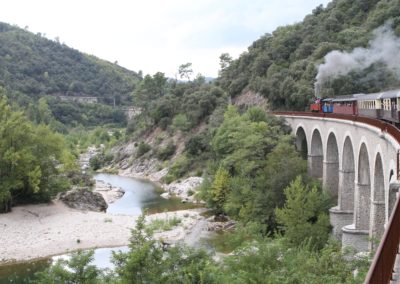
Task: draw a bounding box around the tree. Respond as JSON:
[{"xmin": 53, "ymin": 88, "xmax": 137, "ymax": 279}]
[
  {"xmin": 34, "ymin": 250, "xmax": 103, "ymax": 284},
  {"xmin": 178, "ymin": 62, "xmax": 193, "ymax": 81},
  {"xmin": 0, "ymin": 95, "xmax": 74, "ymax": 212},
  {"xmin": 219, "ymin": 53, "xmax": 232, "ymax": 71},
  {"xmin": 112, "ymin": 213, "xmax": 217, "ymax": 283},
  {"xmin": 275, "ymin": 176, "xmax": 331, "ymax": 249},
  {"xmin": 211, "ymin": 167, "xmax": 230, "ymax": 213}
]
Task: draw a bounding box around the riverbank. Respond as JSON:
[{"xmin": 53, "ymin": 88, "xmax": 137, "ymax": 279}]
[{"xmin": 0, "ymin": 200, "xmax": 206, "ymax": 264}]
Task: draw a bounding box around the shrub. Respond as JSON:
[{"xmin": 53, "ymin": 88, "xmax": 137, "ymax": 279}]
[
  {"xmin": 157, "ymin": 143, "xmax": 176, "ymax": 160},
  {"xmin": 164, "ymin": 156, "xmax": 190, "ymax": 183},
  {"xmin": 185, "ymin": 134, "xmax": 209, "ymax": 156},
  {"xmin": 172, "ymin": 113, "xmax": 190, "ymax": 132},
  {"xmin": 136, "ymin": 142, "xmax": 151, "ymax": 157}
]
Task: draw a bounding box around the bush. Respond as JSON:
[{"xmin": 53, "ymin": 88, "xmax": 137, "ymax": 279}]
[
  {"xmin": 158, "ymin": 117, "xmax": 171, "ymax": 130},
  {"xmin": 89, "ymin": 152, "xmax": 113, "ymax": 170},
  {"xmin": 172, "ymin": 113, "xmax": 190, "ymax": 132},
  {"xmin": 275, "ymin": 176, "xmax": 331, "ymax": 249},
  {"xmin": 164, "ymin": 156, "xmax": 190, "ymax": 183},
  {"xmin": 185, "ymin": 134, "xmax": 209, "ymax": 156},
  {"xmin": 157, "ymin": 143, "xmax": 176, "ymax": 160},
  {"xmin": 136, "ymin": 142, "xmax": 151, "ymax": 157}
]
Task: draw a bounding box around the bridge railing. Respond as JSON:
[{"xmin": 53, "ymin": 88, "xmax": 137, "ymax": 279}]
[
  {"xmin": 365, "ymin": 194, "xmax": 400, "ymax": 284},
  {"xmin": 274, "ymin": 111, "xmax": 400, "ymax": 284}
]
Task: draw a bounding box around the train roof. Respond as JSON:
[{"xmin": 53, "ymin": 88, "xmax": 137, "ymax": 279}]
[
  {"xmin": 353, "ymin": 89, "xmax": 400, "ymax": 100},
  {"xmin": 331, "ymin": 95, "xmax": 357, "ymax": 102}
]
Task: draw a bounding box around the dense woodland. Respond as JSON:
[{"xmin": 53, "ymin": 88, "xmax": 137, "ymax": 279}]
[
  {"xmin": 217, "ymin": 0, "xmax": 400, "ymax": 110},
  {"xmin": 0, "ymin": 22, "xmax": 140, "ymax": 103},
  {"xmin": 1, "ymin": 0, "xmax": 399, "ymax": 282}
]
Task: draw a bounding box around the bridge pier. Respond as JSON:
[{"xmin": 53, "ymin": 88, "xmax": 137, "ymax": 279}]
[
  {"xmin": 342, "ymin": 224, "xmax": 369, "ymax": 252},
  {"xmin": 323, "ymin": 160, "xmax": 339, "ymax": 198},
  {"xmin": 340, "ymin": 182, "xmax": 371, "ymax": 252},
  {"xmin": 370, "ymin": 201, "xmax": 385, "ymax": 249},
  {"xmin": 329, "ymin": 170, "xmax": 355, "ymax": 239},
  {"xmin": 355, "ymin": 182, "xmax": 371, "ymax": 231},
  {"xmin": 329, "ymin": 206, "xmax": 353, "ymax": 240},
  {"xmin": 308, "ymin": 154, "xmax": 323, "ymax": 178}
]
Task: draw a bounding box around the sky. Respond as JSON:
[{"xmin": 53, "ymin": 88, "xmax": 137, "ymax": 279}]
[{"xmin": 0, "ymin": 0, "xmax": 331, "ymax": 78}]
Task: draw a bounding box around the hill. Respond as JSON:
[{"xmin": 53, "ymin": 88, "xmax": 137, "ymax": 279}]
[
  {"xmin": 0, "ymin": 22, "xmax": 140, "ymax": 105},
  {"xmin": 217, "ymin": 0, "xmax": 400, "ymax": 110}
]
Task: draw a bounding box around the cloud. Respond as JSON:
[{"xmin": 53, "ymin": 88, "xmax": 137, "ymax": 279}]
[{"xmin": 1, "ymin": 0, "xmax": 331, "ymax": 77}]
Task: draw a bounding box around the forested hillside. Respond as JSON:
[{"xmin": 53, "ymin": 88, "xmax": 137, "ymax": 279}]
[
  {"xmin": 217, "ymin": 0, "xmax": 400, "ymax": 110},
  {"xmin": 0, "ymin": 22, "xmax": 140, "ymax": 105}
]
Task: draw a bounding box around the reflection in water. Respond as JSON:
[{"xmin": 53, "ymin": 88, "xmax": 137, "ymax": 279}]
[
  {"xmin": 95, "ymin": 173, "xmax": 157, "ymax": 215},
  {"xmin": 0, "ymin": 259, "xmax": 51, "ymax": 284},
  {"xmin": 95, "ymin": 173, "xmax": 201, "ymax": 215}
]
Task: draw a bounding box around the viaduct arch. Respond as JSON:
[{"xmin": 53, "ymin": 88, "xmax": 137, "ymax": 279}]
[{"xmin": 279, "ymin": 113, "xmax": 400, "ymax": 251}]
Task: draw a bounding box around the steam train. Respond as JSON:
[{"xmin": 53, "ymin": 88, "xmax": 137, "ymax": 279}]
[{"xmin": 310, "ymin": 89, "xmax": 400, "ymax": 124}]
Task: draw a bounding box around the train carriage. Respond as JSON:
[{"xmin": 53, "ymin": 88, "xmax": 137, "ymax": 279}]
[
  {"xmin": 331, "ymin": 95, "xmax": 357, "ymax": 115},
  {"xmin": 356, "ymin": 90, "xmax": 400, "ymax": 123},
  {"xmin": 355, "ymin": 92, "xmax": 382, "ymax": 119},
  {"xmin": 310, "ymin": 89, "xmax": 400, "ymax": 125},
  {"xmin": 380, "ymin": 90, "xmax": 400, "ymax": 123}
]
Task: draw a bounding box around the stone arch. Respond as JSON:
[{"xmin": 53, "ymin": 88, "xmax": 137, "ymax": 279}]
[
  {"xmin": 295, "ymin": 126, "xmax": 308, "ymax": 159},
  {"xmin": 355, "ymin": 143, "xmax": 371, "ymax": 231},
  {"xmin": 324, "ymin": 132, "xmax": 339, "ymax": 198},
  {"xmin": 371, "ymin": 153, "xmax": 385, "ymax": 242},
  {"xmin": 339, "ymin": 136, "xmax": 355, "ymax": 212},
  {"xmin": 309, "ymin": 129, "xmax": 323, "ymax": 179}
]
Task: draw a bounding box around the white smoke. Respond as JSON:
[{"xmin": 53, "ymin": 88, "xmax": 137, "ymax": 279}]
[{"xmin": 315, "ymin": 23, "xmax": 400, "ymax": 92}]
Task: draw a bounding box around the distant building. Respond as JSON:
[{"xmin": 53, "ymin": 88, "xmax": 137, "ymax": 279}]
[
  {"xmin": 58, "ymin": 95, "xmax": 98, "ymax": 104},
  {"xmin": 121, "ymin": 107, "xmax": 142, "ymax": 119}
]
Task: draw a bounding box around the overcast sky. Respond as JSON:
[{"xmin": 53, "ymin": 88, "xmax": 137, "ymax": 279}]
[{"xmin": 0, "ymin": 0, "xmax": 330, "ymax": 78}]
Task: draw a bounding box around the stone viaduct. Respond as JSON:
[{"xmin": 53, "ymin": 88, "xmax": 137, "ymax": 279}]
[{"xmin": 276, "ymin": 113, "xmax": 400, "ymax": 251}]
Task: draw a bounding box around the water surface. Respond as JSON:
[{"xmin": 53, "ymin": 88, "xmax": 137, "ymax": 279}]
[{"xmin": 0, "ymin": 174, "xmax": 200, "ymax": 283}]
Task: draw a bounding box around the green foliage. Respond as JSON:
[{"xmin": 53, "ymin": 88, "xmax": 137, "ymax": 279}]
[
  {"xmin": 147, "ymin": 216, "xmax": 182, "ymax": 233},
  {"xmin": 47, "ymin": 97, "xmax": 127, "ymax": 128},
  {"xmin": 202, "ymin": 106, "xmax": 307, "ymax": 233},
  {"xmin": 172, "ymin": 113, "xmax": 190, "ymax": 132},
  {"xmin": 212, "ymin": 106, "xmax": 286, "ymax": 177},
  {"xmin": 218, "ymin": 238, "xmax": 369, "ymax": 283},
  {"xmin": 136, "ymin": 142, "xmax": 151, "ymax": 157},
  {"xmin": 178, "ymin": 62, "xmax": 193, "ymax": 81},
  {"xmin": 275, "ymin": 176, "xmax": 332, "ymax": 249},
  {"xmin": 185, "ymin": 133, "xmax": 210, "ymax": 156},
  {"xmin": 34, "ymin": 250, "xmax": 104, "ymax": 283},
  {"xmin": 210, "ymin": 167, "xmax": 230, "ymax": 213},
  {"xmin": 156, "ymin": 142, "xmax": 176, "ymax": 161},
  {"xmin": 112, "ymin": 213, "xmax": 217, "ymax": 283},
  {"xmin": 35, "ymin": 218, "xmax": 369, "ymax": 283},
  {"xmin": 0, "ymin": 22, "xmax": 139, "ymax": 102},
  {"xmin": 89, "ymin": 152, "xmax": 113, "ymax": 171},
  {"xmin": 164, "ymin": 155, "xmax": 190, "ymax": 183},
  {"xmin": 217, "ymin": 0, "xmax": 400, "ymax": 109},
  {"xmin": 0, "ymin": 95, "xmax": 75, "ymax": 212}
]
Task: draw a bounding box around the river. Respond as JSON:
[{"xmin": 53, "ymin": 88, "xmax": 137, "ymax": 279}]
[{"xmin": 0, "ymin": 174, "xmax": 203, "ymax": 284}]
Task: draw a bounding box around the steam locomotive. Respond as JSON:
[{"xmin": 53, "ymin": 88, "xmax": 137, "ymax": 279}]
[{"xmin": 310, "ymin": 89, "xmax": 400, "ymax": 124}]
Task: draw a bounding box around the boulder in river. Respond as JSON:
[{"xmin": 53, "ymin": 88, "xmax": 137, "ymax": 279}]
[{"xmin": 59, "ymin": 187, "xmax": 108, "ymax": 212}]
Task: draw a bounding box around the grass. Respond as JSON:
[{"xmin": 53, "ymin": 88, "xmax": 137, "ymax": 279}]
[{"xmin": 147, "ymin": 216, "xmax": 182, "ymax": 233}]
